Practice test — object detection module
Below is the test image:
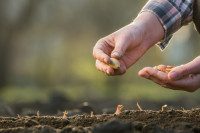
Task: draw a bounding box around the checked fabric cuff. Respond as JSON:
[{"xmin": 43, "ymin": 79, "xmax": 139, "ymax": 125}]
[{"xmin": 141, "ymin": 0, "xmax": 194, "ymax": 50}]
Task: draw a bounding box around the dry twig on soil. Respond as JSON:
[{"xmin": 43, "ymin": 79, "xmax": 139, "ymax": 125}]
[
  {"xmin": 115, "ymin": 105, "xmax": 124, "ymax": 115},
  {"xmin": 137, "ymin": 102, "xmax": 143, "ymax": 111}
]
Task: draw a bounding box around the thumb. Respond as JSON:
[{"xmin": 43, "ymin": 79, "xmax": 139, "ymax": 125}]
[
  {"xmin": 168, "ymin": 56, "xmax": 200, "ymax": 80},
  {"xmin": 111, "ymin": 40, "xmax": 128, "ymax": 59}
]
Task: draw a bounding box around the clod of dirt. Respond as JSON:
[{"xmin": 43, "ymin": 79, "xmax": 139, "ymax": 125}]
[
  {"xmin": 61, "ymin": 126, "xmax": 72, "ymax": 133},
  {"xmin": 0, "ymin": 104, "xmax": 15, "ymax": 117},
  {"xmin": 29, "ymin": 125, "xmax": 56, "ymax": 133},
  {"xmin": 25, "ymin": 119, "xmax": 39, "ymax": 127},
  {"xmin": 142, "ymin": 124, "xmax": 167, "ymax": 133},
  {"xmin": 93, "ymin": 119, "xmax": 132, "ymax": 133},
  {"xmin": 192, "ymin": 127, "xmax": 200, "ymax": 133},
  {"xmin": 1, "ymin": 109, "xmax": 200, "ymax": 133},
  {"xmin": 171, "ymin": 122, "xmax": 192, "ymax": 130},
  {"xmin": 132, "ymin": 122, "xmax": 143, "ymax": 131},
  {"xmin": 0, "ymin": 126, "xmax": 56, "ymax": 133}
]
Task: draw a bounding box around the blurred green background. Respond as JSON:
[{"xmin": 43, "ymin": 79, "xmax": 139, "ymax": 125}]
[{"xmin": 0, "ymin": 0, "xmax": 200, "ymax": 104}]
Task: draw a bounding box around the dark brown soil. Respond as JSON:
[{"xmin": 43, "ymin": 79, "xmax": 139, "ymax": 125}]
[{"xmin": 0, "ymin": 109, "xmax": 200, "ymax": 133}]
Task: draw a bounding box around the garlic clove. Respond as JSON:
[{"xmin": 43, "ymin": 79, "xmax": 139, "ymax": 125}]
[{"xmin": 109, "ymin": 58, "xmax": 120, "ymax": 69}]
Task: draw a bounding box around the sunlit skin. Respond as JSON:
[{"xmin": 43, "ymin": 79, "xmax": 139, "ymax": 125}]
[
  {"xmin": 138, "ymin": 56, "xmax": 200, "ymax": 92},
  {"xmin": 93, "ymin": 12, "xmax": 164, "ymax": 75},
  {"xmin": 93, "ymin": 11, "xmax": 200, "ymax": 92}
]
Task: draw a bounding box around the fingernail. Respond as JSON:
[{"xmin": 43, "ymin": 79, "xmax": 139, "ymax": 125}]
[
  {"xmin": 169, "ymin": 72, "xmax": 177, "ymax": 80},
  {"xmin": 111, "ymin": 52, "xmax": 120, "ymax": 58}
]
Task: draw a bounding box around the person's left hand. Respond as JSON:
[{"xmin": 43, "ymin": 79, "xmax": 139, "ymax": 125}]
[{"xmin": 138, "ymin": 56, "xmax": 200, "ymax": 92}]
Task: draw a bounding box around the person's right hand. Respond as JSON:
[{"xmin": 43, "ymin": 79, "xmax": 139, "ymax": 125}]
[
  {"xmin": 93, "ymin": 24, "xmax": 145, "ymax": 76},
  {"xmin": 93, "ymin": 12, "xmax": 165, "ymax": 76}
]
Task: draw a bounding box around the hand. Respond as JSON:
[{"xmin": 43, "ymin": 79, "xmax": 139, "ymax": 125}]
[
  {"xmin": 93, "ymin": 12, "xmax": 164, "ymax": 75},
  {"xmin": 138, "ymin": 56, "xmax": 200, "ymax": 92}
]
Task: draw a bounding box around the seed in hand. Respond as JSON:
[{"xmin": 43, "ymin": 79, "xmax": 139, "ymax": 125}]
[{"xmin": 109, "ymin": 58, "xmax": 120, "ymax": 69}]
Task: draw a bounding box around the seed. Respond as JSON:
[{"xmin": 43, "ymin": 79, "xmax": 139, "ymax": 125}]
[
  {"xmin": 154, "ymin": 65, "xmax": 175, "ymax": 74},
  {"xmin": 109, "ymin": 58, "xmax": 120, "ymax": 69}
]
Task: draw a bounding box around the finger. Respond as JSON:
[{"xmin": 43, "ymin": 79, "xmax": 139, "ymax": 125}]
[
  {"xmin": 147, "ymin": 75, "xmax": 187, "ymax": 91},
  {"xmin": 111, "ymin": 38, "xmax": 129, "ymax": 59},
  {"xmin": 138, "ymin": 68, "xmax": 149, "ymax": 78},
  {"xmin": 167, "ymin": 74, "xmax": 200, "ymax": 92},
  {"xmin": 139, "ymin": 67, "xmax": 168, "ymax": 81},
  {"xmin": 112, "ymin": 66, "xmax": 127, "ymax": 76},
  {"xmin": 108, "ymin": 61, "xmax": 127, "ymax": 76},
  {"xmin": 139, "ymin": 69, "xmax": 192, "ymax": 91},
  {"xmin": 139, "ymin": 67, "xmax": 170, "ymax": 86},
  {"xmin": 139, "ymin": 68, "xmax": 188, "ymax": 91},
  {"xmin": 144, "ymin": 75, "xmax": 163, "ymax": 85},
  {"xmin": 96, "ymin": 60, "xmax": 114, "ymax": 75},
  {"xmin": 147, "ymin": 75, "xmax": 179, "ymax": 89},
  {"xmin": 148, "ymin": 73, "xmax": 200, "ymax": 92},
  {"xmin": 138, "ymin": 67, "xmax": 174, "ymax": 88},
  {"xmin": 168, "ymin": 56, "xmax": 200, "ymax": 80},
  {"xmin": 93, "ymin": 40, "xmax": 111, "ymax": 64},
  {"xmin": 138, "ymin": 68, "xmax": 174, "ymax": 89}
]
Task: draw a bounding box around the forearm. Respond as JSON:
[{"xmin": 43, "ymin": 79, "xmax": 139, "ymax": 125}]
[
  {"xmin": 131, "ymin": 11, "xmax": 165, "ymax": 49},
  {"xmin": 141, "ymin": 0, "xmax": 194, "ymax": 50}
]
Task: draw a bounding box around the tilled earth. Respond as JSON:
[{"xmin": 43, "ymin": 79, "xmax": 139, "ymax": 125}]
[{"xmin": 0, "ymin": 109, "xmax": 200, "ymax": 133}]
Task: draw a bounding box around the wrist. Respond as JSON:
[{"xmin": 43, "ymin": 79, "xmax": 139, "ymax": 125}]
[{"xmin": 132, "ymin": 12, "xmax": 165, "ymax": 48}]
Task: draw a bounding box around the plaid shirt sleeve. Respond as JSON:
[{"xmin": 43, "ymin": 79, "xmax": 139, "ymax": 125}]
[{"xmin": 141, "ymin": 0, "xmax": 194, "ymax": 50}]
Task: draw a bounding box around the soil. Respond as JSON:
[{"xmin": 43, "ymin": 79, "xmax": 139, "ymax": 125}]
[
  {"xmin": 1, "ymin": 93, "xmax": 200, "ymax": 133},
  {"xmin": 0, "ymin": 109, "xmax": 200, "ymax": 133}
]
